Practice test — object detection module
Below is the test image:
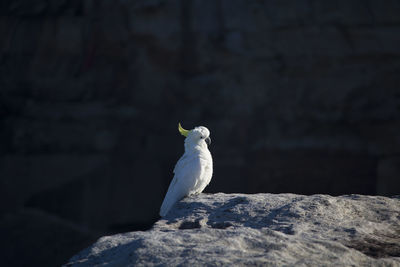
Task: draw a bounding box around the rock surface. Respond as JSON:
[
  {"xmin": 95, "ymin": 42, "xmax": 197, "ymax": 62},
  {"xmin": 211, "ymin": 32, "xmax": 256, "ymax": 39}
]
[{"xmin": 65, "ymin": 193, "xmax": 400, "ymax": 266}]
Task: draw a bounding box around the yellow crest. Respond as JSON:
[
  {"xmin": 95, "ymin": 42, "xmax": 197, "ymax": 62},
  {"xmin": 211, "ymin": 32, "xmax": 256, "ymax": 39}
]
[{"xmin": 178, "ymin": 123, "xmax": 190, "ymax": 137}]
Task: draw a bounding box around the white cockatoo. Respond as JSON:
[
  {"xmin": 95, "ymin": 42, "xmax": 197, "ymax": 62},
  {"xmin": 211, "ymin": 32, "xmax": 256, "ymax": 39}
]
[{"xmin": 159, "ymin": 123, "xmax": 213, "ymax": 217}]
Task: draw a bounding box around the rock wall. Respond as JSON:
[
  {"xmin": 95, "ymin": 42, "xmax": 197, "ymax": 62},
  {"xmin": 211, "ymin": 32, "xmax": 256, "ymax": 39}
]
[{"xmin": 0, "ymin": 0, "xmax": 400, "ymax": 266}]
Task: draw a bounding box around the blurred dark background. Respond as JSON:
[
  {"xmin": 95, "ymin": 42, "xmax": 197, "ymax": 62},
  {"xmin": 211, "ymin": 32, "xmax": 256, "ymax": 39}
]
[{"xmin": 1, "ymin": 0, "xmax": 399, "ymax": 266}]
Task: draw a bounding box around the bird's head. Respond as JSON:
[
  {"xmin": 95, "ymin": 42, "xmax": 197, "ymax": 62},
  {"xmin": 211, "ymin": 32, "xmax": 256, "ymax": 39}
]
[{"xmin": 178, "ymin": 123, "xmax": 211, "ymax": 147}]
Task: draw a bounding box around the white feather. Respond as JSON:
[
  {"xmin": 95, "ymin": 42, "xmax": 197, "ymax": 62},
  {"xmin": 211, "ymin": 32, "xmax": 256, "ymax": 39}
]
[{"xmin": 159, "ymin": 126, "xmax": 213, "ymax": 217}]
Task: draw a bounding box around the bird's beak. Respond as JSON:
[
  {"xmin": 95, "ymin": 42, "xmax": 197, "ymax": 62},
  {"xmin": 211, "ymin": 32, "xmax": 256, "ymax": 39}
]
[{"xmin": 205, "ymin": 137, "xmax": 211, "ymax": 145}]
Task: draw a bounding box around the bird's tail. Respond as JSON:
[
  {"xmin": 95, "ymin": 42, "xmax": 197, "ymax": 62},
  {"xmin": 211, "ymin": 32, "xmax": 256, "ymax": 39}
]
[{"xmin": 159, "ymin": 188, "xmax": 181, "ymax": 217}]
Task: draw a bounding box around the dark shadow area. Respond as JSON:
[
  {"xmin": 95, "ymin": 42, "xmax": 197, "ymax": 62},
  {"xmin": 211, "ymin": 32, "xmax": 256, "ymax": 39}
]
[{"xmin": 345, "ymin": 234, "xmax": 400, "ymax": 258}]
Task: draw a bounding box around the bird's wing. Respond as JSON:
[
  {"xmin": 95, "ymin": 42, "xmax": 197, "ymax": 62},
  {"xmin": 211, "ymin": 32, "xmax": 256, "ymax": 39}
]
[
  {"xmin": 160, "ymin": 154, "xmax": 203, "ymax": 216},
  {"xmin": 173, "ymin": 153, "xmax": 188, "ymax": 174}
]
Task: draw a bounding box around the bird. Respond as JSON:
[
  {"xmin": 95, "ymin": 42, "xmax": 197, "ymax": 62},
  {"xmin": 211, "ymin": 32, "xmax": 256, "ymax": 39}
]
[{"xmin": 159, "ymin": 123, "xmax": 213, "ymax": 217}]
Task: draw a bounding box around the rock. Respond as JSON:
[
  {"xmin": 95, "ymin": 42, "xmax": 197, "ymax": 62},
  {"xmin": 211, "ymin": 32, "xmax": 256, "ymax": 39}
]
[{"xmin": 65, "ymin": 193, "xmax": 400, "ymax": 266}]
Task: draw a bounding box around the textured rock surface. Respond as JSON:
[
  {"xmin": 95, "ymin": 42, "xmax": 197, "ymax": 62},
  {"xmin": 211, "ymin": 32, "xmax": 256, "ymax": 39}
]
[{"xmin": 66, "ymin": 193, "xmax": 400, "ymax": 266}]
